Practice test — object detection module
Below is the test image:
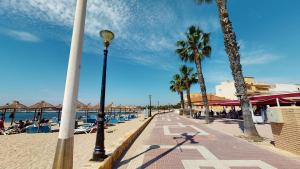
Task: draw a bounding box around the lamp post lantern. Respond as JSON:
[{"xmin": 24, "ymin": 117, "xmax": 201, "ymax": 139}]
[{"xmin": 92, "ymin": 30, "xmax": 114, "ymax": 161}]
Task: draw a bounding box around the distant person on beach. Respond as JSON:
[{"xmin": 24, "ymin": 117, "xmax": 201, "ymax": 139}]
[
  {"xmin": 24, "ymin": 120, "xmax": 31, "ymax": 127},
  {"xmin": 1, "ymin": 112, "xmax": 4, "ymax": 120},
  {"xmin": 0, "ymin": 119, "xmax": 5, "ymax": 135},
  {"xmin": 17, "ymin": 120, "xmax": 24, "ymax": 129},
  {"xmin": 0, "ymin": 119, "xmax": 4, "ymax": 130},
  {"xmin": 9, "ymin": 112, "xmax": 14, "ymax": 125}
]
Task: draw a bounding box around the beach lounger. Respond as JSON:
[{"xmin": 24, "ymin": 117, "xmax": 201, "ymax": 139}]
[
  {"xmin": 26, "ymin": 124, "xmax": 51, "ymax": 133},
  {"xmin": 109, "ymin": 117, "xmax": 119, "ymax": 124},
  {"xmin": 124, "ymin": 115, "xmax": 129, "ymax": 121},
  {"xmin": 74, "ymin": 123, "xmax": 94, "ymax": 134},
  {"xmin": 118, "ymin": 116, "xmax": 125, "ymax": 122},
  {"xmin": 86, "ymin": 115, "xmax": 97, "ymax": 124},
  {"xmin": 50, "ymin": 117, "xmax": 60, "ymax": 126}
]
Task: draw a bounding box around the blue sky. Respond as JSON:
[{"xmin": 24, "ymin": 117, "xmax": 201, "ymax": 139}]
[{"xmin": 0, "ymin": 0, "xmax": 299, "ymax": 106}]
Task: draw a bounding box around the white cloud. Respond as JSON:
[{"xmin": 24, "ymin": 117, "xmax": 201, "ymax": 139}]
[
  {"xmin": 6, "ymin": 30, "xmax": 40, "ymax": 42},
  {"xmin": 0, "ymin": 0, "xmax": 132, "ymax": 38},
  {"xmin": 124, "ymin": 54, "xmax": 175, "ymax": 71},
  {"xmin": 0, "ymin": 0, "xmax": 219, "ymax": 68},
  {"xmin": 241, "ymin": 49, "xmax": 281, "ymax": 65},
  {"xmin": 130, "ymin": 55, "xmax": 155, "ymax": 66},
  {"xmin": 205, "ymin": 71, "xmax": 232, "ymax": 83}
]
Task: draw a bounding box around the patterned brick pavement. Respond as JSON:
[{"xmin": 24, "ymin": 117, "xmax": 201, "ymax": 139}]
[{"xmin": 116, "ymin": 112, "xmax": 300, "ymax": 169}]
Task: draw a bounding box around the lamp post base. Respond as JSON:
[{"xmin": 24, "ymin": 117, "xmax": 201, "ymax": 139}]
[
  {"xmin": 91, "ymin": 149, "xmax": 107, "ymax": 161},
  {"xmin": 52, "ymin": 137, "xmax": 74, "ymax": 169}
]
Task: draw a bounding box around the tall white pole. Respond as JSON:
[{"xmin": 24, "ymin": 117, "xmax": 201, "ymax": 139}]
[{"xmin": 52, "ymin": 0, "xmax": 87, "ymax": 168}]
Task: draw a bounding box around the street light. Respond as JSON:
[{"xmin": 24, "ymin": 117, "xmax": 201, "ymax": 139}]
[
  {"xmin": 158, "ymin": 101, "xmax": 159, "ymax": 113},
  {"xmin": 149, "ymin": 95, "xmax": 152, "ymax": 117},
  {"xmin": 92, "ymin": 30, "xmax": 114, "ymax": 161}
]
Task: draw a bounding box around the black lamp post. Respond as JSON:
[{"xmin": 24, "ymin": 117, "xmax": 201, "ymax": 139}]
[
  {"xmin": 92, "ymin": 30, "xmax": 114, "ymax": 161},
  {"xmin": 149, "ymin": 95, "xmax": 152, "ymax": 117}
]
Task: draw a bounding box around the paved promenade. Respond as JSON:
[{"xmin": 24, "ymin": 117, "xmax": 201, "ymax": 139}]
[{"xmin": 115, "ymin": 112, "xmax": 300, "ymax": 169}]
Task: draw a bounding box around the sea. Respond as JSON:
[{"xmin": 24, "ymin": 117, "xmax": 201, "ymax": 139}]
[{"xmin": 1, "ymin": 111, "xmax": 128, "ymax": 121}]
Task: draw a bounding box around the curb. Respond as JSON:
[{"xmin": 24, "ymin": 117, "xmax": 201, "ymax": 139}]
[{"xmin": 97, "ymin": 112, "xmax": 166, "ymax": 169}]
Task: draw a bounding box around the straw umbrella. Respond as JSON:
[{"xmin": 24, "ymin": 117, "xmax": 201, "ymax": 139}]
[
  {"xmin": 78, "ymin": 102, "xmax": 93, "ymax": 120},
  {"xmin": 92, "ymin": 103, "xmax": 100, "ymax": 112},
  {"xmin": 106, "ymin": 103, "xmax": 115, "ymax": 116},
  {"xmin": 92, "ymin": 103, "xmax": 114, "ymax": 113},
  {"xmin": 76, "ymin": 100, "xmax": 86, "ymax": 109},
  {"xmin": 29, "ymin": 101, "xmax": 56, "ymax": 124},
  {"xmin": 4, "ymin": 101, "xmax": 28, "ymax": 125}
]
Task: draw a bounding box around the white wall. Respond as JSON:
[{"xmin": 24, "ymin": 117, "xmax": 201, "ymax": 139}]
[
  {"xmin": 215, "ymin": 81, "xmax": 237, "ymax": 100},
  {"xmin": 270, "ymin": 84, "xmax": 300, "ymax": 92}
]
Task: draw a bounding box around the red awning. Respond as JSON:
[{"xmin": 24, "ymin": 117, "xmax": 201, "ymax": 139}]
[
  {"xmin": 211, "ymin": 97, "xmax": 296, "ymax": 106},
  {"xmin": 251, "ymin": 98, "xmax": 295, "ymax": 106},
  {"xmin": 192, "ymin": 92, "xmax": 300, "ymax": 106},
  {"xmin": 249, "ymin": 92, "xmax": 300, "ymax": 100}
]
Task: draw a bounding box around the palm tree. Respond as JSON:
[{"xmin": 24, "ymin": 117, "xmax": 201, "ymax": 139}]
[
  {"xmin": 179, "ymin": 65, "xmax": 198, "ymax": 117},
  {"xmin": 194, "ymin": 0, "xmax": 260, "ymax": 138},
  {"xmin": 170, "ymin": 74, "xmax": 185, "ymax": 109},
  {"xmin": 176, "ymin": 25, "xmax": 212, "ymax": 123}
]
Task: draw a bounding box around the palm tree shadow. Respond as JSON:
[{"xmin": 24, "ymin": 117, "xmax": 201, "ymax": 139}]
[
  {"xmin": 114, "ymin": 145, "xmax": 160, "ymax": 168},
  {"xmin": 138, "ymin": 132, "xmax": 199, "ymax": 168},
  {"xmin": 218, "ymin": 119, "xmax": 245, "ymax": 132}
]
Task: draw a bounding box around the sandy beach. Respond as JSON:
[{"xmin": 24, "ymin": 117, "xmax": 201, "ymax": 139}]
[{"xmin": 0, "ymin": 114, "xmax": 147, "ymax": 169}]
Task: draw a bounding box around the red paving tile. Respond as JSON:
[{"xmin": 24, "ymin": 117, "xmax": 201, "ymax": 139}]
[
  {"xmin": 142, "ymin": 149, "xmax": 204, "ymax": 169},
  {"xmin": 127, "ymin": 112, "xmax": 300, "ymax": 169}
]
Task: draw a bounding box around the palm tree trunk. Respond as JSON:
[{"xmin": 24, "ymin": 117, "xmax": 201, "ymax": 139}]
[
  {"xmin": 2, "ymin": 109, "xmax": 6, "ymax": 121},
  {"xmin": 11, "ymin": 109, "xmax": 16, "ymax": 126},
  {"xmin": 194, "ymin": 59, "xmax": 210, "ymax": 123},
  {"xmin": 179, "ymin": 91, "xmax": 185, "ymax": 109},
  {"xmin": 216, "ymin": 0, "xmax": 260, "ymax": 137},
  {"xmin": 186, "ymin": 87, "xmax": 192, "ymax": 108},
  {"xmin": 186, "ymin": 87, "xmax": 193, "ymax": 118},
  {"xmin": 33, "ymin": 109, "xmax": 37, "ymax": 121}
]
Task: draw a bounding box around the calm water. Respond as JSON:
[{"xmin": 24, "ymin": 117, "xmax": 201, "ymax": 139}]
[{"xmin": 1, "ymin": 111, "xmax": 130, "ymax": 121}]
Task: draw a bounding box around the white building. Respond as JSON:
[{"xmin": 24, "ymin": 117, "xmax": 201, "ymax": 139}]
[
  {"xmin": 216, "ymin": 77, "xmax": 300, "ymax": 100},
  {"xmin": 270, "ymin": 84, "xmax": 300, "ymax": 93},
  {"xmin": 215, "ymin": 81, "xmax": 237, "ymax": 100}
]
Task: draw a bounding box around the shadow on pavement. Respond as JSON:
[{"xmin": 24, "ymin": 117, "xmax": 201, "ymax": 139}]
[
  {"xmin": 114, "ymin": 144, "xmax": 160, "ymax": 168},
  {"xmin": 137, "ymin": 132, "xmax": 199, "ymax": 168},
  {"xmin": 217, "ymin": 119, "xmax": 245, "ymax": 132}
]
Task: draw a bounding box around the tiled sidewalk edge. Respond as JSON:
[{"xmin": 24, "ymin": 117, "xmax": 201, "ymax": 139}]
[{"xmin": 98, "ymin": 111, "xmax": 168, "ymax": 169}]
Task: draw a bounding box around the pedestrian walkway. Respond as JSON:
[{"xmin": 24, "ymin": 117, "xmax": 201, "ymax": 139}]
[{"xmin": 115, "ymin": 112, "xmax": 300, "ymax": 169}]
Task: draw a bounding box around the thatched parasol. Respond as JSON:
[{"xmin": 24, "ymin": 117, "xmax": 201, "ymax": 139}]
[
  {"xmin": 77, "ymin": 102, "xmax": 94, "ymax": 121},
  {"xmin": 91, "ymin": 103, "xmax": 100, "ymax": 111},
  {"xmin": 29, "ymin": 101, "xmax": 55, "ymax": 123},
  {"xmin": 78, "ymin": 103, "xmax": 93, "ymax": 111},
  {"xmin": 76, "ymin": 100, "xmax": 87, "ymax": 109},
  {"xmin": 4, "ymin": 101, "xmax": 28, "ymax": 125},
  {"xmin": 56, "ymin": 104, "xmax": 62, "ymax": 110},
  {"xmin": 91, "ymin": 102, "xmax": 115, "ymax": 112}
]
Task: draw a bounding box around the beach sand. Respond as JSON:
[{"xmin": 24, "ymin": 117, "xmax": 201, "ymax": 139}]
[{"xmin": 0, "ymin": 114, "xmax": 147, "ymax": 169}]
